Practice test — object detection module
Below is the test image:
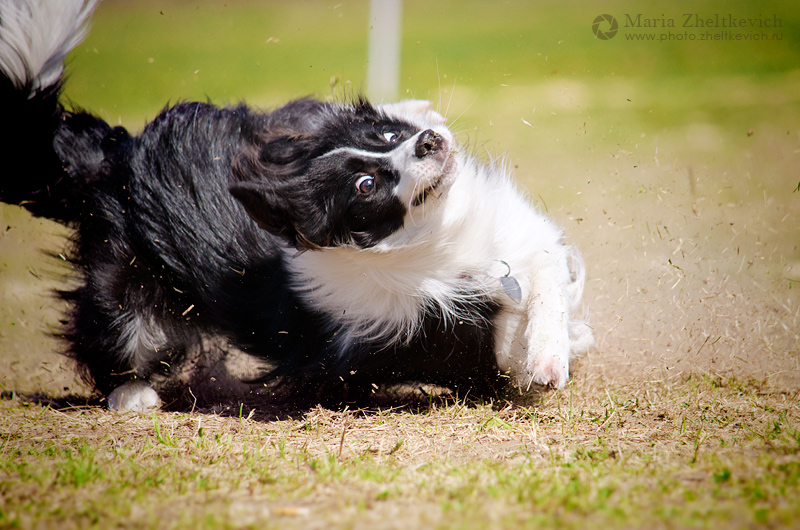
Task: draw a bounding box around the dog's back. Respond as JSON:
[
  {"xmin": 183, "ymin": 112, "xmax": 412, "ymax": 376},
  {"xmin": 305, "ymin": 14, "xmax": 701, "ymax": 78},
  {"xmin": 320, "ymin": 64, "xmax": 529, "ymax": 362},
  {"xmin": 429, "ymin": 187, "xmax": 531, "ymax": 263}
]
[{"xmin": 0, "ymin": 1, "xmax": 299, "ymax": 405}]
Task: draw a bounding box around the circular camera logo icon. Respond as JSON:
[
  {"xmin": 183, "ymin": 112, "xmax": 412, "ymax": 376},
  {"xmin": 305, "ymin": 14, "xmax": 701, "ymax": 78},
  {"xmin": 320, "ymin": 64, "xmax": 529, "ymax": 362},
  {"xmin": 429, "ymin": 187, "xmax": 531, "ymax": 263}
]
[{"xmin": 592, "ymin": 14, "xmax": 618, "ymax": 40}]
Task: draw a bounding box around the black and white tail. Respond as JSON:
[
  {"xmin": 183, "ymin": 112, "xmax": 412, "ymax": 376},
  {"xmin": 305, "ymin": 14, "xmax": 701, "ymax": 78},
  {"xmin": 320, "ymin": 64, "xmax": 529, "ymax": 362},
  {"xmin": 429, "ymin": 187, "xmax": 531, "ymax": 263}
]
[{"xmin": 0, "ymin": 0, "xmax": 111, "ymax": 223}]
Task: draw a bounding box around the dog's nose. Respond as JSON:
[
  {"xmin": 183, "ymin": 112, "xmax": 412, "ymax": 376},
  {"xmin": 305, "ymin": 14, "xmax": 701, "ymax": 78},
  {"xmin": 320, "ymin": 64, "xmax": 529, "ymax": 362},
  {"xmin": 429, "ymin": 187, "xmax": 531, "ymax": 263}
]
[{"xmin": 415, "ymin": 129, "xmax": 442, "ymax": 158}]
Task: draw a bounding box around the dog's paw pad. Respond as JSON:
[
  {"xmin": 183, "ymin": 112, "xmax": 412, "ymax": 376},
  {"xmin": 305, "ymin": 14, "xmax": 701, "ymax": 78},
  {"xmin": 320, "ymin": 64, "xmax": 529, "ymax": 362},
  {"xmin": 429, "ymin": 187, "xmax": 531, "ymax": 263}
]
[{"xmin": 107, "ymin": 381, "xmax": 160, "ymax": 412}]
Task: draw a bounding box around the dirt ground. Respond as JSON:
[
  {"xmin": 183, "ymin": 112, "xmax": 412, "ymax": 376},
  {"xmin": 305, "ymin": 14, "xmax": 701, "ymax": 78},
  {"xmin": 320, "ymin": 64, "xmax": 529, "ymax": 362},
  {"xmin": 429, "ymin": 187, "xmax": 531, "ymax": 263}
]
[
  {"xmin": 0, "ymin": 109, "xmax": 798, "ymax": 402},
  {"xmin": 567, "ymin": 131, "xmax": 800, "ymax": 392}
]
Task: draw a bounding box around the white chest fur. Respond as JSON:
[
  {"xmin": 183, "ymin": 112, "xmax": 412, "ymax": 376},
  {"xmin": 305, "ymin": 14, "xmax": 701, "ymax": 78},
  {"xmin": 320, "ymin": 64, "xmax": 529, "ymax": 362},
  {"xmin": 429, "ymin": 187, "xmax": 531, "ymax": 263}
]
[{"xmin": 284, "ymin": 153, "xmax": 572, "ymax": 353}]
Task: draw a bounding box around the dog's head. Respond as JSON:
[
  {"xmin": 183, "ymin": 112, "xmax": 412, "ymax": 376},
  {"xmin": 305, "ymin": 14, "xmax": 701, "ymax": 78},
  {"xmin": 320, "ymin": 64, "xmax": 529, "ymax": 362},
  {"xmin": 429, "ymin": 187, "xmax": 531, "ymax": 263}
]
[{"xmin": 230, "ymin": 98, "xmax": 456, "ymax": 250}]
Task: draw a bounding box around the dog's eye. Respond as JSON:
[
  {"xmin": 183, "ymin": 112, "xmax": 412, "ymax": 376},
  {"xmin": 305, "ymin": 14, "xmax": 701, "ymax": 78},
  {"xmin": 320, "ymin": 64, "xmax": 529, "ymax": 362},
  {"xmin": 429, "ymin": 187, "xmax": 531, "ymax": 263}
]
[
  {"xmin": 355, "ymin": 175, "xmax": 375, "ymax": 195},
  {"xmin": 382, "ymin": 131, "xmax": 399, "ymax": 143}
]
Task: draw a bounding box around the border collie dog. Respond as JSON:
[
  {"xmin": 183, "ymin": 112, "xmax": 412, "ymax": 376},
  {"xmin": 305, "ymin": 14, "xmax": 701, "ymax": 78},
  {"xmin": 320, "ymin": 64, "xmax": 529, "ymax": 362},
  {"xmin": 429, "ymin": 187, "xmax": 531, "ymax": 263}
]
[{"xmin": 0, "ymin": 0, "xmax": 593, "ymax": 411}]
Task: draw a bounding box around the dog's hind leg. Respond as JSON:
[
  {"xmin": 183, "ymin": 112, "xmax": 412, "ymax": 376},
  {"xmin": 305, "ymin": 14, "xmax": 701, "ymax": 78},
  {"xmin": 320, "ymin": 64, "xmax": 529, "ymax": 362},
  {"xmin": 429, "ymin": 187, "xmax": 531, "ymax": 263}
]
[
  {"xmin": 66, "ymin": 291, "xmax": 184, "ymax": 411},
  {"xmin": 565, "ymin": 247, "xmax": 595, "ymax": 357},
  {"xmin": 105, "ymin": 312, "xmax": 168, "ymax": 411}
]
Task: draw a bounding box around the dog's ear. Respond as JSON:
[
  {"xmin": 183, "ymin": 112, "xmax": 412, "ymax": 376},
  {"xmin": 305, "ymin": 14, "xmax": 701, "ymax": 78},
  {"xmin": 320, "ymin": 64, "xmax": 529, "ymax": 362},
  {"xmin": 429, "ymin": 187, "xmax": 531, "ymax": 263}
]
[
  {"xmin": 229, "ymin": 181, "xmax": 296, "ymax": 239},
  {"xmin": 379, "ymin": 100, "xmax": 446, "ymax": 126},
  {"xmin": 234, "ymin": 129, "xmax": 317, "ymax": 184},
  {"xmin": 232, "ymin": 130, "xmax": 327, "ymax": 248},
  {"xmin": 230, "ymin": 181, "xmax": 329, "ymax": 251},
  {"xmin": 257, "ymin": 134, "xmax": 315, "ymax": 166},
  {"xmin": 231, "ymin": 132, "xmax": 313, "ymax": 233}
]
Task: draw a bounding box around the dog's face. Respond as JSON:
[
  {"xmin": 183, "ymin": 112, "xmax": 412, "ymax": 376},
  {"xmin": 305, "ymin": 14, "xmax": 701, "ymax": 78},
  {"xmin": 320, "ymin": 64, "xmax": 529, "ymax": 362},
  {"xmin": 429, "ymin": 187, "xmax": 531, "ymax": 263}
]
[{"xmin": 230, "ymin": 99, "xmax": 456, "ymax": 249}]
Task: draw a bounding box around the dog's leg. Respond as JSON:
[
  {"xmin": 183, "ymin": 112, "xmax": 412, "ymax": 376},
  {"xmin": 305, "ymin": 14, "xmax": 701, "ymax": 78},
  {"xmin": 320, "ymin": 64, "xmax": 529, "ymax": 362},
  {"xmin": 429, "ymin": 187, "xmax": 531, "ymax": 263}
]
[
  {"xmin": 104, "ymin": 312, "xmax": 171, "ymax": 411},
  {"xmin": 69, "ymin": 294, "xmax": 173, "ymax": 411},
  {"xmin": 565, "ymin": 247, "xmax": 595, "ymax": 356},
  {"xmin": 492, "ymin": 310, "xmax": 527, "ymax": 376},
  {"xmin": 522, "ymin": 253, "xmax": 572, "ymax": 389}
]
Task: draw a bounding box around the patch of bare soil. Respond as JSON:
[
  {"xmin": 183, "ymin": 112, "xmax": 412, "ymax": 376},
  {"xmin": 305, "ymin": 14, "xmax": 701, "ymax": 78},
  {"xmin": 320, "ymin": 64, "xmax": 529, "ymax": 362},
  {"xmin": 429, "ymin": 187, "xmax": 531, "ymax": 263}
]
[{"xmin": 563, "ymin": 143, "xmax": 799, "ymax": 392}]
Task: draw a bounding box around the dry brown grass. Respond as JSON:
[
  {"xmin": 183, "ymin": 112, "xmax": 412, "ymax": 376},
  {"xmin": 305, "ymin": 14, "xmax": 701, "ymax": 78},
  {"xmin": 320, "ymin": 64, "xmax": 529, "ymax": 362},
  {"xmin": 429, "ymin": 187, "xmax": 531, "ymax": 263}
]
[{"xmin": 1, "ymin": 372, "xmax": 798, "ymax": 529}]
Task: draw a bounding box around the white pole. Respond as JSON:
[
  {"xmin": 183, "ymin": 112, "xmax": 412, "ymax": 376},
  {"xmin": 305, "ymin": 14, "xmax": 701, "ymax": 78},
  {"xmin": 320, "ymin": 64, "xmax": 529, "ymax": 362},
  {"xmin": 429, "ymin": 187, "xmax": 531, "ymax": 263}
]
[{"xmin": 366, "ymin": 0, "xmax": 402, "ymax": 102}]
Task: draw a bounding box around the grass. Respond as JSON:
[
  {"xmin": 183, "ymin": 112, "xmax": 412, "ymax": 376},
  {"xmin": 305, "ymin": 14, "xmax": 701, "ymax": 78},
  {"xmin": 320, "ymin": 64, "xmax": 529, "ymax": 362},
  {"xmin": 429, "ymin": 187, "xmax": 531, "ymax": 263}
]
[
  {"xmin": 1, "ymin": 0, "xmax": 799, "ymax": 528},
  {"xmin": 1, "ymin": 375, "xmax": 798, "ymax": 529}
]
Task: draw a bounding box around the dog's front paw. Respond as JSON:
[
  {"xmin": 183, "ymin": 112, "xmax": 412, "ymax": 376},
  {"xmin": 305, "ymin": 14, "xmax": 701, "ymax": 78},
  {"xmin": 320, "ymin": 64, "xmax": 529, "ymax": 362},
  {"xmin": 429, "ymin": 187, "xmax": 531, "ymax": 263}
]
[
  {"xmin": 528, "ymin": 354, "xmax": 569, "ymax": 389},
  {"xmin": 525, "ymin": 329, "xmax": 570, "ymax": 389},
  {"xmin": 107, "ymin": 381, "xmax": 160, "ymax": 412}
]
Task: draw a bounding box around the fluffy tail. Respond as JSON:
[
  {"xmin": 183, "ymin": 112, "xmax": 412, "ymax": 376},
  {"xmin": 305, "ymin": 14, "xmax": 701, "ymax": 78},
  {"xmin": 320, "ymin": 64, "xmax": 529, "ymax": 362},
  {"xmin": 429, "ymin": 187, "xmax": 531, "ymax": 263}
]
[{"xmin": 0, "ymin": 0, "xmax": 111, "ymax": 223}]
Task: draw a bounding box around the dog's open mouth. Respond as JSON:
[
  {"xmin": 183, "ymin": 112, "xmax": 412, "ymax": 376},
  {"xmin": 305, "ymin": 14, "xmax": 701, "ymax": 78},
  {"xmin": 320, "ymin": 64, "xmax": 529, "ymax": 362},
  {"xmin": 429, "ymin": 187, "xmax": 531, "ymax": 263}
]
[
  {"xmin": 411, "ymin": 154, "xmax": 456, "ymax": 207},
  {"xmin": 412, "ymin": 174, "xmax": 443, "ymax": 207}
]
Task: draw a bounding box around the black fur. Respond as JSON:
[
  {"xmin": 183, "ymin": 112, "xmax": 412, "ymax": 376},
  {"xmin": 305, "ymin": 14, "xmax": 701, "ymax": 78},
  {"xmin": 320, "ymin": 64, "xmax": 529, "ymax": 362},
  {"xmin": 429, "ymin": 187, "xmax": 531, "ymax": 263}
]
[{"xmin": 2, "ymin": 76, "xmax": 502, "ymax": 405}]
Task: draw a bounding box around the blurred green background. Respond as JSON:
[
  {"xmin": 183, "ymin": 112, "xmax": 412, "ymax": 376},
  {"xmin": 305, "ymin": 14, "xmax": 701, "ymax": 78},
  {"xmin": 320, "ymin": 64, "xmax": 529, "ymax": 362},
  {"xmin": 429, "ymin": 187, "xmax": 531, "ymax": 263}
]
[
  {"xmin": 61, "ymin": 0, "xmax": 800, "ymax": 203},
  {"xmin": 67, "ymin": 0, "xmax": 798, "ymax": 120}
]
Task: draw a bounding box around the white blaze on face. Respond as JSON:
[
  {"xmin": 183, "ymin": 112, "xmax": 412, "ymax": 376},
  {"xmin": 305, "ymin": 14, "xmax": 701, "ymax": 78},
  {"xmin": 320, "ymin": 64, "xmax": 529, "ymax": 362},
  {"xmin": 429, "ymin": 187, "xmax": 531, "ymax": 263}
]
[
  {"xmin": 315, "ymin": 124, "xmax": 458, "ymax": 210},
  {"xmin": 377, "ymin": 100, "xmax": 457, "ymax": 208}
]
